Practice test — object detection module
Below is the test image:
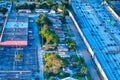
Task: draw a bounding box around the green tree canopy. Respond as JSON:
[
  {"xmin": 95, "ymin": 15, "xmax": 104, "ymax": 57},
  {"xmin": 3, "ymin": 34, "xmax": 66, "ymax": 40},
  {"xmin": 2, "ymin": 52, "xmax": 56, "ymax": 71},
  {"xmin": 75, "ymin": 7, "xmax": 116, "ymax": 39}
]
[
  {"xmin": 40, "ymin": 24, "xmax": 59, "ymax": 46},
  {"xmin": 15, "ymin": 3, "xmax": 20, "ymax": 10},
  {"xmin": 29, "ymin": 3, "xmax": 35, "ymax": 10},
  {"xmin": 46, "ymin": 0, "xmax": 54, "ymax": 7},
  {"xmin": 36, "ymin": 15, "xmax": 51, "ymax": 26},
  {"xmin": 80, "ymin": 66, "xmax": 87, "ymax": 74},
  {"xmin": 0, "ymin": 8, "xmax": 8, "ymax": 15},
  {"xmin": 44, "ymin": 53, "xmax": 64, "ymax": 73},
  {"xmin": 36, "ymin": 4, "xmax": 41, "ymax": 9},
  {"xmin": 35, "ymin": 0, "xmax": 40, "ymax": 2},
  {"xmin": 21, "ymin": 2, "xmax": 28, "ymax": 9},
  {"xmin": 65, "ymin": 38, "xmax": 76, "ymax": 51}
]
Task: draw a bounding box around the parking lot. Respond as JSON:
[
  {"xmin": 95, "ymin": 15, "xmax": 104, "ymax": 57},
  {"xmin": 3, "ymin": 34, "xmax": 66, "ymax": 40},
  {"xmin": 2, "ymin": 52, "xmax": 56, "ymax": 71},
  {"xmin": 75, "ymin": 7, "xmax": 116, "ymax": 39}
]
[
  {"xmin": 71, "ymin": 0, "xmax": 120, "ymax": 80},
  {"xmin": 0, "ymin": 47, "xmax": 38, "ymax": 80}
]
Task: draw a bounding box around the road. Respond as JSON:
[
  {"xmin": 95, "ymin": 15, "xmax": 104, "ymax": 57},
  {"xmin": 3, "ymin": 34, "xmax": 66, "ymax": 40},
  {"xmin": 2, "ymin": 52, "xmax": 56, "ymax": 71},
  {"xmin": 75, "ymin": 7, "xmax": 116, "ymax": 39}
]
[
  {"xmin": 31, "ymin": 16, "xmax": 44, "ymax": 80},
  {"xmin": 66, "ymin": 15, "xmax": 101, "ymax": 80}
]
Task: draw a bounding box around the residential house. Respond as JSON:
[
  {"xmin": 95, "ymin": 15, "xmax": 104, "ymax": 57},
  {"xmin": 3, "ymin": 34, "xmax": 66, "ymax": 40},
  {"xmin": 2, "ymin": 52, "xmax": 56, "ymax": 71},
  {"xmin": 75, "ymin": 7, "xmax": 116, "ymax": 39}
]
[
  {"xmin": 58, "ymin": 44, "xmax": 69, "ymax": 52},
  {"xmin": 61, "ymin": 77, "xmax": 76, "ymax": 80},
  {"xmin": 59, "ymin": 52, "xmax": 71, "ymax": 58}
]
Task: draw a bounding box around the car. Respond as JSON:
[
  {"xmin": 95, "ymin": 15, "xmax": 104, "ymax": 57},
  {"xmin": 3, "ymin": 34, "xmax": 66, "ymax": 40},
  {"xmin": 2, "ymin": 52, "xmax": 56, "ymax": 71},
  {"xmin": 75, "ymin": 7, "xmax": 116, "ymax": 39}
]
[
  {"xmin": 29, "ymin": 20, "xmax": 34, "ymax": 22},
  {"xmin": 29, "ymin": 34, "xmax": 33, "ymax": 37},
  {"xmin": 28, "ymin": 31, "xmax": 33, "ymax": 34},
  {"xmin": 29, "ymin": 36, "xmax": 34, "ymax": 40}
]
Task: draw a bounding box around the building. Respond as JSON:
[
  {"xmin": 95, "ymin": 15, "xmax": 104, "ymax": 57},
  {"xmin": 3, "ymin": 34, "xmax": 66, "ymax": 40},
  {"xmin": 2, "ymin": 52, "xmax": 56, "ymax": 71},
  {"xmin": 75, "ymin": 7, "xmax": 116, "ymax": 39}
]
[
  {"xmin": 58, "ymin": 44, "xmax": 69, "ymax": 52},
  {"xmin": 59, "ymin": 52, "xmax": 71, "ymax": 58},
  {"xmin": 18, "ymin": 9, "xmax": 31, "ymax": 14},
  {"xmin": 61, "ymin": 77, "xmax": 76, "ymax": 80},
  {"xmin": 0, "ymin": 14, "xmax": 28, "ymax": 46},
  {"xmin": 35, "ymin": 9, "xmax": 48, "ymax": 13}
]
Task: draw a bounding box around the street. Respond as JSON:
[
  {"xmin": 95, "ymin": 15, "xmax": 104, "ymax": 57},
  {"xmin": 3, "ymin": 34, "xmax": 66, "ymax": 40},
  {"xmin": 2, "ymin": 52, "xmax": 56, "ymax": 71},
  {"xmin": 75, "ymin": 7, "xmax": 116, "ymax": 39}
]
[{"xmin": 31, "ymin": 17, "xmax": 44, "ymax": 80}]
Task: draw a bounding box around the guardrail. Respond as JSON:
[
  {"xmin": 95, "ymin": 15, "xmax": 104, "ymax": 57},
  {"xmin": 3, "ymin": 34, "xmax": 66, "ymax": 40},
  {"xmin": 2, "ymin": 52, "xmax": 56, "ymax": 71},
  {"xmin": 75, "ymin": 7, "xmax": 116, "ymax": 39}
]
[
  {"xmin": 105, "ymin": 1, "xmax": 120, "ymax": 21},
  {"xmin": 68, "ymin": 10, "xmax": 108, "ymax": 80}
]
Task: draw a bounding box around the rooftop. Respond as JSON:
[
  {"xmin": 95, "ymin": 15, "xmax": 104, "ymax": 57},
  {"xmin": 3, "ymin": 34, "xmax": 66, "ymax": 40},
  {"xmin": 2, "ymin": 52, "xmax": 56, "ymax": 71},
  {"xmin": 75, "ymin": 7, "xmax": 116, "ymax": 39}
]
[
  {"xmin": 61, "ymin": 77, "xmax": 76, "ymax": 80},
  {"xmin": 0, "ymin": 14, "xmax": 28, "ymax": 46}
]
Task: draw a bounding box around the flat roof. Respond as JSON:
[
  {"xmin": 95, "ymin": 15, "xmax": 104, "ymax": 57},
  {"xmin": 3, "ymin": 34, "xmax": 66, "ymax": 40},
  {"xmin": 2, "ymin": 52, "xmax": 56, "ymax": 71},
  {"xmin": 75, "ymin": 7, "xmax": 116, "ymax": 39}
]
[
  {"xmin": 0, "ymin": 14, "xmax": 28, "ymax": 46},
  {"xmin": 72, "ymin": 0, "xmax": 120, "ymax": 80},
  {"xmin": 6, "ymin": 22, "xmax": 28, "ymax": 28}
]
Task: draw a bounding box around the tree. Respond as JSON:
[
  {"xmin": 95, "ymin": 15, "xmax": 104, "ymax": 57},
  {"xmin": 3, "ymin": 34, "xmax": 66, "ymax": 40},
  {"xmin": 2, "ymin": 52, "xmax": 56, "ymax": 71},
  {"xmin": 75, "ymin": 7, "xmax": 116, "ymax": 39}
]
[
  {"xmin": 36, "ymin": 15, "xmax": 51, "ymax": 26},
  {"xmin": 46, "ymin": 0, "xmax": 53, "ymax": 8},
  {"xmin": 0, "ymin": 8, "xmax": 8, "ymax": 16},
  {"xmin": 29, "ymin": 3, "xmax": 35, "ymax": 10},
  {"xmin": 10, "ymin": 0, "xmax": 13, "ymax": 3},
  {"xmin": 36, "ymin": 4, "xmax": 41, "ymax": 9},
  {"xmin": 65, "ymin": 38, "xmax": 76, "ymax": 51},
  {"xmin": 15, "ymin": 4, "xmax": 20, "ymax": 11},
  {"xmin": 15, "ymin": 54, "xmax": 22, "ymax": 60},
  {"xmin": 41, "ymin": 3, "xmax": 49, "ymax": 9},
  {"xmin": 21, "ymin": 2, "xmax": 28, "ymax": 9},
  {"xmin": 61, "ymin": 0, "xmax": 69, "ymax": 6},
  {"xmin": 49, "ymin": 76, "xmax": 56, "ymax": 80},
  {"xmin": 40, "ymin": 24, "xmax": 59, "ymax": 46},
  {"xmin": 35, "ymin": 0, "xmax": 40, "ymax": 2},
  {"xmin": 80, "ymin": 66, "xmax": 87, "ymax": 74},
  {"xmin": 44, "ymin": 53, "xmax": 64, "ymax": 73},
  {"xmin": 51, "ymin": 5, "xmax": 57, "ymax": 11},
  {"xmin": 63, "ymin": 5, "xmax": 66, "ymax": 17}
]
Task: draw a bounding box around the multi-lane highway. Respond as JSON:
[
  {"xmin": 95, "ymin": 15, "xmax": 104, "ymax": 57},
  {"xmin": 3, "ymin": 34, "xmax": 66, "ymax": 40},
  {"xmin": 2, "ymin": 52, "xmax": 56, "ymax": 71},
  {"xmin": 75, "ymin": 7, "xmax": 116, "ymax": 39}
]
[{"xmin": 71, "ymin": 0, "xmax": 120, "ymax": 80}]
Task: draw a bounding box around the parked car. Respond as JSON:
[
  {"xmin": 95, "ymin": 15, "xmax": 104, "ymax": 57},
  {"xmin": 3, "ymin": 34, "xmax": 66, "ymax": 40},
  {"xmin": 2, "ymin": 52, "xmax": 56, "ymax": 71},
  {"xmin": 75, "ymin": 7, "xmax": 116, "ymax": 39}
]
[
  {"xmin": 29, "ymin": 34, "xmax": 33, "ymax": 37},
  {"xmin": 28, "ymin": 31, "xmax": 33, "ymax": 34},
  {"xmin": 29, "ymin": 36, "xmax": 34, "ymax": 40}
]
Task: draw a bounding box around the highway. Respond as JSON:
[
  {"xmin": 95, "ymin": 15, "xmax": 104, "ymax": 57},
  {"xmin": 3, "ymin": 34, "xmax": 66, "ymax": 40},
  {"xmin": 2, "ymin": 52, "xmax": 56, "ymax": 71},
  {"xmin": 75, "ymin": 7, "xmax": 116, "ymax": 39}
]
[
  {"xmin": 67, "ymin": 14, "xmax": 100, "ymax": 80},
  {"xmin": 71, "ymin": 0, "xmax": 120, "ymax": 80}
]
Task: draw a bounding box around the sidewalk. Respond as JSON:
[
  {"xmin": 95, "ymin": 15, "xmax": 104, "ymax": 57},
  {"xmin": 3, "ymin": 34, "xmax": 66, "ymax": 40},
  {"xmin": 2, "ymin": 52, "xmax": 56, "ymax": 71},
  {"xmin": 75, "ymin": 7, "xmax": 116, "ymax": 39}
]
[{"xmin": 66, "ymin": 14, "xmax": 100, "ymax": 80}]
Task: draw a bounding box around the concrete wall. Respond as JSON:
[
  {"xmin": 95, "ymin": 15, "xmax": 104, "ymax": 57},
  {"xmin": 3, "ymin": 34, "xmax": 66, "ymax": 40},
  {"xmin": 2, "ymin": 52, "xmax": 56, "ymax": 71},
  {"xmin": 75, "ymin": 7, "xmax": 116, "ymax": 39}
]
[
  {"xmin": 105, "ymin": 2, "xmax": 120, "ymax": 21},
  {"xmin": 68, "ymin": 10, "xmax": 108, "ymax": 80}
]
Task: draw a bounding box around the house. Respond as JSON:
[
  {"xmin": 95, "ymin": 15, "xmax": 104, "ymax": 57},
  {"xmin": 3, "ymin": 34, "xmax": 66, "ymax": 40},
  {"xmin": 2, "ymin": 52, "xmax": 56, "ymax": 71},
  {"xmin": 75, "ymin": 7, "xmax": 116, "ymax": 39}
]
[
  {"xmin": 49, "ymin": 10, "xmax": 56, "ymax": 14},
  {"xmin": 48, "ymin": 17, "xmax": 62, "ymax": 27},
  {"xmin": 47, "ymin": 12, "xmax": 59, "ymax": 18},
  {"xmin": 18, "ymin": 9, "xmax": 31, "ymax": 14},
  {"xmin": 35, "ymin": 9, "xmax": 48, "ymax": 13},
  {"xmin": 59, "ymin": 52, "xmax": 71, "ymax": 58},
  {"xmin": 52, "ymin": 19, "xmax": 62, "ymax": 27},
  {"xmin": 61, "ymin": 77, "xmax": 76, "ymax": 80},
  {"xmin": 56, "ymin": 1, "xmax": 63, "ymax": 5},
  {"xmin": 43, "ymin": 44, "xmax": 56, "ymax": 50},
  {"xmin": 55, "ymin": 30, "xmax": 65, "ymax": 42},
  {"xmin": 58, "ymin": 44, "xmax": 69, "ymax": 52}
]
